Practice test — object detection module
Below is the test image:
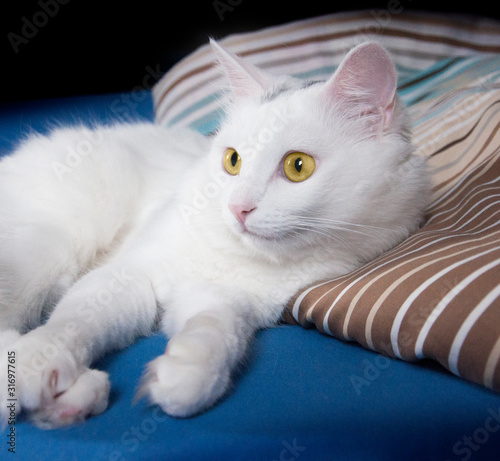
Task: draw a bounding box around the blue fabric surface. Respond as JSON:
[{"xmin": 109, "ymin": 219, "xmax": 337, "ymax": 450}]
[{"xmin": 1, "ymin": 92, "xmax": 500, "ymax": 461}]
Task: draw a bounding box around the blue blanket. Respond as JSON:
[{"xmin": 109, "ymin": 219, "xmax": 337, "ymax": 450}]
[{"xmin": 1, "ymin": 92, "xmax": 500, "ymax": 461}]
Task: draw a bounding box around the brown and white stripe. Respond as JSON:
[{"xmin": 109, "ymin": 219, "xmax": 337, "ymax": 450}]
[{"xmin": 153, "ymin": 10, "xmax": 500, "ymax": 134}]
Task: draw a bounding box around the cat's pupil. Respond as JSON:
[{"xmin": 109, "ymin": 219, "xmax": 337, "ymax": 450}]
[
  {"xmin": 231, "ymin": 152, "xmax": 238, "ymax": 167},
  {"xmin": 295, "ymin": 158, "xmax": 303, "ymax": 173}
]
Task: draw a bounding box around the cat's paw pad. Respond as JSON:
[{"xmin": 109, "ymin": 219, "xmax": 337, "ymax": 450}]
[
  {"xmin": 31, "ymin": 368, "xmax": 110, "ymax": 429},
  {"xmin": 138, "ymin": 340, "xmax": 230, "ymax": 418}
]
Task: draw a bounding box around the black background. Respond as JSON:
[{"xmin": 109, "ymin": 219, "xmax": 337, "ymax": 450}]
[{"xmin": 1, "ymin": 0, "xmax": 499, "ymax": 104}]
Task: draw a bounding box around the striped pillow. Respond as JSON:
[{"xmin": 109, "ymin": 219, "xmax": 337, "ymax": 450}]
[
  {"xmin": 153, "ymin": 11, "xmax": 500, "ymax": 134},
  {"xmin": 152, "ymin": 11, "xmax": 500, "ymax": 391},
  {"xmin": 286, "ymin": 55, "xmax": 500, "ymax": 391}
]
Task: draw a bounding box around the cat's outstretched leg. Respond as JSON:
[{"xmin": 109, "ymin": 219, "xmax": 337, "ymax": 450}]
[
  {"xmin": 0, "ymin": 257, "xmax": 159, "ymax": 429},
  {"xmin": 138, "ymin": 282, "xmax": 259, "ymax": 417}
]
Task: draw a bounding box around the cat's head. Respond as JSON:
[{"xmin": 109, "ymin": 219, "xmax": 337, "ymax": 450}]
[{"xmin": 208, "ymin": 40, "xmax": 427, "ymax": 265}]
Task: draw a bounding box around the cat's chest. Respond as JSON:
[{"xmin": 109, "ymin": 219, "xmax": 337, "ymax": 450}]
[
  {"xmin": 173, "ymin": 222, "xmax": 267, "ymax": 285},
  {"xmin": 154, "ymin": 207, "xmax": 290, "ymax": 299}
]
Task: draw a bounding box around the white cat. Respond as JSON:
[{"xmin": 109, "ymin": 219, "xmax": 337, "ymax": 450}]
[{"xmin": 0, "ymin": 40, "xmax": 430, "ymax": 428}]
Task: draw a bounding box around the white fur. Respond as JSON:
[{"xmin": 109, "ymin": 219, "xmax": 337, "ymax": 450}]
[{"xmin": 0, "ymin": 42, "xmax": 430, "ymax": 428}]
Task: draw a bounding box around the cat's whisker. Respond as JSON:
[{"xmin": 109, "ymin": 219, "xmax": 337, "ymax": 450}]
[
  {"xmin": 289, "ymin": 218, "xmax": 362, "ymax": 238},
  {"xmin": 291, "ymin": 215, "xmax": 397, "ymax": 238},
  {"xmin": 292, "ymin": 224, "xmax": 349, "ymax": 248}
]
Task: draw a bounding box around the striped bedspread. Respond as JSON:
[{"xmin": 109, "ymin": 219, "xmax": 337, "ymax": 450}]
[{"xmin": 153, "ymin": 11, "xmax": 500, "ymax": 391}]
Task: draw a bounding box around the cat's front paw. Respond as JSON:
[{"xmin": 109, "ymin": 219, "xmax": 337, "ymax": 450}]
[
  {"xmin": 138, "ymin": 338, "xmax": 231, "ymax": 418},
  {"xmin": 0, "ymin": 336, "xmax": 110, "ymax": 429},
  {"xmin": 28, "ymin": 367, "xmax": 110, "ymax": 429}
]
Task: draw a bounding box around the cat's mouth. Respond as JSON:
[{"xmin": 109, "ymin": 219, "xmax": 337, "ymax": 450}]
[
  {"xmin": 231, "ymin": 219, "xmax": 277, "ymax": 242},
  {"xmin": 228, "ymin": 212, "xmax": 308, "ymax": 248},
  {"xmin": 242, "ymin": 227, "xmax": 275, "ymax": 241},
  {"xmin": 239, "ymin": 222, "xmax": 299, "ymax": 243}
]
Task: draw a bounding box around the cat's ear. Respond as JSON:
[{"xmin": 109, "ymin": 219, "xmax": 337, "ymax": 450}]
[
  {"xmin": 321, "ymin": 42, "xmax": 397, "ymax": 131},
  {"xmin": 210, "ymin": 39, "xmax": 272, "ymax": 99}
]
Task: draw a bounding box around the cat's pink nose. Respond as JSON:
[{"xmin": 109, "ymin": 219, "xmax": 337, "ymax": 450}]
[{"xmin": 229, "ymin": 203, "xmax": 256, "ymax": 225}]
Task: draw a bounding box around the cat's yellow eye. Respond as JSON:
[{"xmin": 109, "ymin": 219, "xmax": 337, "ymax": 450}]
[
  {"xmin": 283, "ymin": 152, "xmax": 315, "ymax": 182},
  {"xmin": 223, "ymin": 148, "xmax": 242, "ymax": 175}
]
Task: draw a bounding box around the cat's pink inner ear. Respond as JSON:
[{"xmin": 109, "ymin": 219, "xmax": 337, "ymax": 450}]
[
  {"xmin": 323, "ymin": 42, "xmax": 397, "ymax": 130},
  {"xmin": 210, "ymin": 39, "xmax": 272, "ymax": 99}
]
